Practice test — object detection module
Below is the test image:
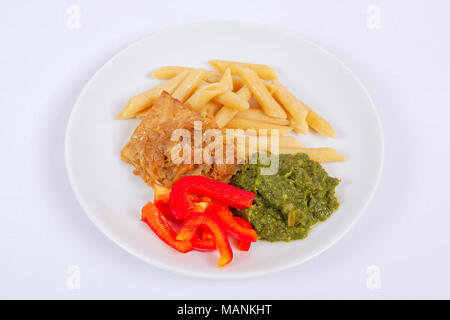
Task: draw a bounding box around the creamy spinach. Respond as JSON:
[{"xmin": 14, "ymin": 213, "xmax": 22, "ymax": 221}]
[{"xmin": 230, "ymin": 153, "xmax": 340, "ymax": 241}]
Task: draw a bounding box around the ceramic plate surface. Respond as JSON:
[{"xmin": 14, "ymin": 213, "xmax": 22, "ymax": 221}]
[{"xmin": 65, "ymin": 22, "xmax": 383, "ymax": 278}]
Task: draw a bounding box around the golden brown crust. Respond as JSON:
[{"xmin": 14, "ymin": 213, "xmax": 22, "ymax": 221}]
[{"xmin": 120, "ymin": 92, "xmax": 237, "ymax": 188}]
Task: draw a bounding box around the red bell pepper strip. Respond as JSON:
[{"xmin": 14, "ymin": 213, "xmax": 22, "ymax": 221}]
[
  {"xmin": 153, "ymin": 184, "xmax": 213, "ymax": 249},
  {"xmin": 176, "ymin": 212, "xmax": 233, "ymax": 267},
  {"xmin": 237, "ymin": 239, "xmax": 251, "ymax": 251},
  {"xmin": 205, "ymin": 203, "xmax": 258, "ymax": 243},
  {"xmin": 155, "ymin": 200, "xmax": 177, "ymax": 222},
  {"xmin": 189, "ymin": 194, "xmax": 212, "ymax": 203},
  {"xmin": 141, "ymin": 202, "xmax": 193, "ymax": 253},
  {"xmin": 234, "ymin": 217, "xmax": 253, "ymax": 251},
  {"xmin": 192, "ymin": 238, "xmax": 216, "ymax": 252},
  {"xmin": 153, "ymin": 185, "xmax": 178, "ymax": 222},
  {"xmin": 191, "ymin": 226, "xmax": 216, "ymax": 252},
  {"xmin": 169, "ymin": 176, "xmax": 255, "ymax": 220},
  {"xmin": 154, "ymin": 185, "xmax": 212, "ymax": 222},
  {"xmin": 192, "ymin": 239, "xmax": 215, "ymax": 252},
  {"xmin": 201, "ymin": 227, "xmax": 214, "ymax": 240}
]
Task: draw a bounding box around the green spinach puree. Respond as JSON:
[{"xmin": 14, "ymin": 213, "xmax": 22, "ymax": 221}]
[{"xmin": 230, "ymin": 153, "xmax": 340, "ymax": 241}]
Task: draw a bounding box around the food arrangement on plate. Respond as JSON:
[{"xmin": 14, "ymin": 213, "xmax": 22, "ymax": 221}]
[{"xmin": 117, "ymin": 60, "xmax": 345, "ymax": 267}]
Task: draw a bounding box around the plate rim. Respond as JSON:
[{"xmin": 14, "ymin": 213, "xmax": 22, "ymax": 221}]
[{"xmin": 64, "ymin": 21, "xmax": 384, "ymax": 279}]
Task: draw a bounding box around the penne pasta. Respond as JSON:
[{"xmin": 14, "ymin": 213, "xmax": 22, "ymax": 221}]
[
  {"xmin": 117, "ymin": 70, "xmax": 188, "ymax": 119},
  {"xmin": 135, "ymin": 109, "xmax": 149, "ymax": 119},
  {"xmin": 213, "ymin": 90, "xmax": 250, "ymax": 111},
  {"xmin": 236, "ymin": 135, "xmax": 303, "ymax": 151},
  {"xmin": 129, "ymin": 61, "xmax": 337, "ymax": 147},
  {"xmin": 206, "ymin": 101, "xmax": 222, "ymax": 116},
  {"xmin": 214, "ymin": 85, "xmax": 251, "ymax": 128},
  {"xmin": 275, "ymin": 147, "xmax": 346, "ymax": 162},
  {"xmin": 209, "ymin": 60, "xmax": 278, "ymax": 80},
  {"xmin": 235, "ymin": 66, "xmax": 287, "ymax": 119},
  {"xmin": 271, "ymin": 80, "xmax": 308, "ymax": 134},
  {"xmin": 225, "ymin": 118, "xmax": 293, "ymax": 136},
  {"xmin": 185, "ymin": 83, "xmax": 226, "ymax": 111},
  {"xmin": 279, "ymin": 135, "xmax": 304, "ymax": 148},
  {"xmin": 200, "ymin": 100, "xmax": 222, "ymax": 116},
  {"xmin": 248, "ymin": 96, "xmax": 260, "ymax": 109},
  {"xmin": 264, "ymin": 82, "xmax": 277, "ymax": 94},
  {"xmin": 235, "ymin": 84, "xmax": 252, "ymax": 101},
  {"xmin": 152, "ymin": 66, "xmax": 218, "ymax": 79},
  {"xmin": 304, "ymin": 105, "xmax": 336, "ymax": 138},
  {"xmin": 288, "ymin": 115, "xmax": 309, "ymax": 134},
  {"xmin": 236, "ymin": 109, "xmax": 290, "ymax": 126},
  {"xmin": 171, "ymin": 69, "xmax": 205, "ymax": 103},
  {"xmin": 197, "ymin": 79, "xmax": 210, "ymax": 88},
  {"xmin": 206, "ymin": 74, "xmax": 245, "ymax": 90},
  {"xmin": 244, "ymin": 128, "xmax": 292, "ymax": 136},
  {"xmin": 219, "ymin": 68, "xmax": 233, "ymax": 91}
]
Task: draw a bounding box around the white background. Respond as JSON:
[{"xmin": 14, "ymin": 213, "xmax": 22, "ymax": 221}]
[{"xmin": 1, "ymin": 0, "xmax": 449, "ymax": 299}]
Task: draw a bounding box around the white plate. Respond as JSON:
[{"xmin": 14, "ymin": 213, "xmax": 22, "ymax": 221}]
[{"xmin": 65, "ymin": 22, "xmax": 383, "ymax": 279}]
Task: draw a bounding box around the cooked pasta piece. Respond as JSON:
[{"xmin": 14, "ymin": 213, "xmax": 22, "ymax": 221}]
[
  {"xmin": 236, "ymin": 135, "xmax": 303, "ymax": 151},
  {"xmin": 185, "ymin": 83, "xmax": 226, "ymax": 111},
  {"xmin": 225, "ymin": 118, "xmax": 293, "ymax": 136},
  {"xmin": 117, "ymin": 70, "xmax": 188, "ymax": 119},
  {"xmin": 171, "ymin": 69, "xmax": 205, "ymax": 103},
  {"xmin": 219, "ymin": 68, "xmax": 233, "ymax": 91},
  {"xmin": 276, "ymin": 147, "xmax": 345, "ymax": 162},
  {"xmin": 205, "ymin": 74, "xmax": 245, "ymax": 90},
  {"xmin": 209, "ymin": 60, "xmax": 277, "ymax": 80},
  {"xmin": 288, "ymin": 116, "xmax": 309, "ymax": 134},
  {"xmin": 200, "ymin": 100, "xmax": 222, "ymax": 116},
  {"xmin": 152, "ymin": 66, "xmax": 218, "ymax": 79},
  {"xmin": 213, "ymin": 90, "xmax": 249, "ymax": 111},
  {"xmin": 214, "ymin": 86, "xmax": 251, "ymax": 128},
  {"xmin": 236, "ymin": 109, "xmax": 290, "ymax": 126},
  {"xmin": 304, "ymin": 105, "xmax": 336, "ymax": 137},
  {"xmin": 271, "ymin": 80, "xmax": 308, "ymax": 133},
  {"xmin": 235, "ymin": 66, "xmax": 287, "ymax": 119}
]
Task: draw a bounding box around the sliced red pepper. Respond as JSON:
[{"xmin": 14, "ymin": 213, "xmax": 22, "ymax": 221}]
[
  {"xmin": 155, "ymin": 200, "xmax": 177, "ymax": 222},
  {"xmin": 205, "ymin": 203, "xmax": 257, "ymax": 243},
  {"xmin": 234, "ymin": 217, "xmax": 253, "ymax": 251},
  {"xmin": 191, "ymin": 226, "xmax": 216, "ymax": 252},
  {"xmin": 154, "ymin": 185, "xmax": 211, "ymax": 222},
  {"xmin": 169, "ymin": 176, "xmax": 255, "ymax": 220},
  {"xmin": 141, "ymin": 202, "xmax": 193, "ymax": 253},
  {"xmin": 153, "ymin": 185, "xmax": 178, "ymax": 222},
  {"xmin": 189, "ymin": 194, "xmax": 212, "ymax": 203},
  {"xmin": 192, "ymin": 237, "xmax": 216, "ymax": 252},
  {"xmin": 192, "ymin": 239, "xmax": 215, "ymax": 252},
  {"xmin": 176, "ymin": 212, "xmax": 233, "ymax": 267},
  {"xmin": 237, "ymin": 239, "xmax": 251, "ymax": 251},
  {"xmin": 201, "ymin": 227, "xmax": 214, "ymax": 240}
]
